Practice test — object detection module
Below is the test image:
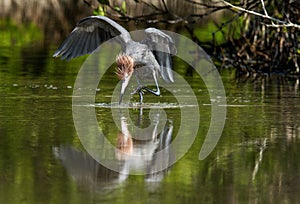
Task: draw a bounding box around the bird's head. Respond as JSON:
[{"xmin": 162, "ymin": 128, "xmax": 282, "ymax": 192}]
[{"xmin": 116, "ymin": 54, "xmax": 134, "ymax": 104}]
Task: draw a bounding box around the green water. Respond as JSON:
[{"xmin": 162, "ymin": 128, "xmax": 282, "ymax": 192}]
[{"xmin": 1, "ymin": 25, "xmax": 300, "ymax": 204}]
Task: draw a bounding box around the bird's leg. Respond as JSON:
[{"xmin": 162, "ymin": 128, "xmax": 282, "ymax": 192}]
[
  {"xmin": 131, "ymin": 74, "xmax": 145, "ymax": 104},
  {"xmin": 131, "ymin": 85, "xmax": 144, "ymax": 95},
  {"xmin": 132, "ymin": 68, "xmax": 160, "ymax": 104},
  {"xmin": 138, "ymin": 90, "xmax": 144, "ymax": 104},
  {"xmin": 143, "ymin": 86, "xmax": 160, "ymax": 96},
  {"xmin": 130, "ymin": 86, "xmax": 144, "ymax": 104},
  {"xmin": 142, "ymin": 70, "xmax": 161, "ymax": 96},
  {"xmin": 131, "ymin": 74, "xmax": 143, "ymax": 95}
]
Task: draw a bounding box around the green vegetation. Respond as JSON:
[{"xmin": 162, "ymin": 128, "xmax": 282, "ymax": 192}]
[
  {"xmin": 93, "ymin": 0, "xmax": 127, "ymax": 16},
  {"xmin": 193, "ymin": 16, "xmax": 244, "ymax": 44},
  {"xmin": 0, "ymin": 19, "xmax": 42, "ymax": 47}
]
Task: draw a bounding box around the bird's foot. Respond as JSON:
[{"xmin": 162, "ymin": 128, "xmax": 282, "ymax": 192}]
[
  {"xmin": 131, "ymin": 86, "xmax": 145, "ymax": 104},
  {"xmin": 131, "ymin": 86, "xmax": 144, "ymax": 95}
]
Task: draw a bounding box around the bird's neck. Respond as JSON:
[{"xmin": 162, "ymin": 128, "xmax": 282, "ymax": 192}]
[{"xmin": 116, "ymin": 54, "xmax": 134, "ymax": 79}]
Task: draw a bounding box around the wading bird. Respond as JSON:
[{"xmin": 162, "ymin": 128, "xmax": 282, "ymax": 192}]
[{"xmin": 53, "ymin": 16, "xmax": 176, "ymax": 104}]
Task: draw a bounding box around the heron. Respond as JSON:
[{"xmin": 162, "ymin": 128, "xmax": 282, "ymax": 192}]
[{"xmin": 53, "ymin": 16, "xmax": 176, "ymax": 104}]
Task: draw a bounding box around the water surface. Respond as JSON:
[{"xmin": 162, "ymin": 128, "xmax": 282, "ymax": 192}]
[{"xmin": 1, "ymin": 34, "xmax": 300, "ymax": 204}]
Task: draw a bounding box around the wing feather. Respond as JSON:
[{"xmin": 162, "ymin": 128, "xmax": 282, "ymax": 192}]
[
  {"xmin": 143, "ymin": 28, "xmax": 176, "ymax": 83},
  {"xmin": 53, "ymin": 16, "xmax": 131, "ymax": 60}
]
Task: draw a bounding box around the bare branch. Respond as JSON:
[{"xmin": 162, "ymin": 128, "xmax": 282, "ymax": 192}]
[
  {"xmin": 263, "ymin": 23, "xmax": 300, "ymax": 28},
  {"xmin": 222, "ymin": 0, "xmax": 300, "ymax": 29},
  {"xmin": 260, "ymin": 0, "xmax": 268, "ymax": 16},
  {"xmin": 161, "ymin": 0, "xmax": 168, "ymax": 13}
]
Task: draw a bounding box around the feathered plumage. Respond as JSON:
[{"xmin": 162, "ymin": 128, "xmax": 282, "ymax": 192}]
[
  {"xmin": 115, "ymin": 54, "xmax": 134, "ymax": 80},
  {"xmin": 53, "ymin": 16, "xmax": 176, "ymax": 103}
]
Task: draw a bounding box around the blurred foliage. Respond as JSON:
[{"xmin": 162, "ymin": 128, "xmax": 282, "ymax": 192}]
[
  {"xmin": 210, "ymin": 0, "xmax": 300, "ymax": 76},
  {"xmin": 94, "ymin": 0, "xmax": 127, "ymax": 16},
  {"xmin": 97, "ymin": 0, "xmax": 109, "ymax": 6},
  {"xmin": 90, "ymin": 0, "xmax": 300, "ymax": 77},
  {"xmin": 0, "ymin": 19, "xmax": 42, "ymax": 47},
  {"xmin": 192, "ymin": 16, "xmax": 244, "ymax": 45}
]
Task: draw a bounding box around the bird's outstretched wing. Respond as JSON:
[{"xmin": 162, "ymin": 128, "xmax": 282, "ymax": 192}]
[
  {"xmin": 143, "ymin": 28, "xmax": 177, "ymax": 83},
  {"xmin": 53, "ymin": 16, "xmax": 131, "ymax": 60}
]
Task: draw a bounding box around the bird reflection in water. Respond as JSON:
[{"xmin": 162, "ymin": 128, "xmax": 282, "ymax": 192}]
[
  {"xmin": 115, "ymin": 109, "xmax": 173, "ymax": 182},
  {"xmin": 53, "ymin": 108, "xmax": 173, "ymax": 190}
]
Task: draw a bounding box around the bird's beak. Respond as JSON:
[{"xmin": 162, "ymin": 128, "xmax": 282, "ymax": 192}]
[{"xmin": 119, "ymin": 73, "xmax": 131, "ymax": 104}]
